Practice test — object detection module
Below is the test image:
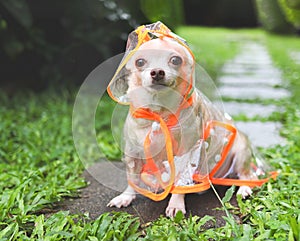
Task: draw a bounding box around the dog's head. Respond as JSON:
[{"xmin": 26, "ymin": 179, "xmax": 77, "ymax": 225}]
[
  {"xmin": 126, "ymin": 38, "xmax": 194, "ymax": 110},
  {"xmin": 126, "ymin": 38, "xmax": 194, "ymax": 92},
  {"xmin": 108, "ymin": 22, "xmax": 195, "ymax": 111}
]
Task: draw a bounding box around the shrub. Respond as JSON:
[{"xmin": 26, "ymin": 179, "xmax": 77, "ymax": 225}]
[
  {"xmin": 255, "ymin": 0, "xmax": 294, "ymax": 33},
  {"xmin": 140, "ymin": 0, "xmax": 184, "ymax": 30},
  {"xmin": 278, "ymin": 0, "xmax": 300, "ymax": 28},
  {"xmin": 0, "ymin": 0, "xmax": 139, "ymax": 89}
]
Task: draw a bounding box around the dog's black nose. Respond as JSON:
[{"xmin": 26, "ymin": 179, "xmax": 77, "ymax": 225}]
[{"xmin": 150, "ymin": 69, "xmax": 165, "ymax": 82}]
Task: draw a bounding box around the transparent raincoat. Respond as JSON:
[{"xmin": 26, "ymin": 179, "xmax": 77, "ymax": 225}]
[{"xmin": 107, "ymin": 22, "xmax": 278, "ymax": 201}]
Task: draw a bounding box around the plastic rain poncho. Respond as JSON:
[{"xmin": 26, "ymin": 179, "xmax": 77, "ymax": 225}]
[{"xmin": 107, "ymin": 22, "xmax": 278, "ymax": 201}]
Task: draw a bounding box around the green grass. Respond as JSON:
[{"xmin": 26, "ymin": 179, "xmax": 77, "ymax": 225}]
[
  {"xmin": 0, "ymin": 27, "xmax": 300, "ymax": 240},
  {"xmin": 176, "ymin": 26, "xmax": 241, "ymax": 80},
  {"xmin": 265, "ymin": 33, "xmax": 300, "ymax": 104},
  {"xmin": 0, "ymin": 90, "xmax": 86, "ymax": 238},
  {"xmin": 176, "ymin": 27, "xmax": 264, "ymax": 80}
]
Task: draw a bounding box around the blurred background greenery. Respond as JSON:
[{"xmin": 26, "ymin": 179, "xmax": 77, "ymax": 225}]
[{"xmin": 0, "ymin": 0, "xmax": 299, "ymax": 92}]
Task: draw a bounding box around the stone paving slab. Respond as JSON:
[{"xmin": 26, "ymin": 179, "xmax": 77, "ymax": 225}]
[
  {"xmin": 219, "ymin": 42, "xmax": 283, "ymax": 87},
  {"xmin": 220, "ymin": 66, "xmax": 282, "ymax": 76},
  {"xmin": 219, "ymin": 101, "xmax": 281, "ymax": 118},
  {"xmin": 227, "ymin": 42, "xmax": 272, "ymax": 64},
  {"xmin": 218, "ymin": 85, "xmax": 290, "ymax": 100},
  {"xmin": 228, "ymin": 58, "xmax": 273, "ymax": 65},
  {"xmin": 218, "ymin": 75, "xmax": 282, "ymax": 86},
  {"xmin": 289, "ymin": 51, "xmax": 300, "ymax": 64},
  {"xmin": 56, "ymin": 162, "xmax": 238, "ymax": 226},
  {"xmin": 236, "ymin": 121, "xmax": 285, "ymax": 148}
]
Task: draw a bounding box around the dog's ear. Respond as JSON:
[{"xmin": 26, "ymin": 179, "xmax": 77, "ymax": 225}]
[
  {"xmin": 107, "ymin": 28, "xmax": 138, "ymax": 104},
  {"xmin": 108, "ymin": 65, "xmax": 131, "ymax": 103}
]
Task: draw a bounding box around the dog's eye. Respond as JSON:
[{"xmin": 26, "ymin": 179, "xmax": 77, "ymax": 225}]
[
  {"xmin": 135, "ymin": 58, "xmax": 146, "ymax": 68},
  {"xmin": 170, "ymin": 56, "xmax": 182, "ymax": 66}
]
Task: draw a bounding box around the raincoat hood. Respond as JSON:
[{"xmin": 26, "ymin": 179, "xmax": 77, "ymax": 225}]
[{"xmin": 107, "ymin": 21, "xmax": 195, "ymax": 105}]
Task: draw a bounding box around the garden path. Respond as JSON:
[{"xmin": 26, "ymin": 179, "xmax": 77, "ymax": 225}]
[
  {"xmin": 57, "ymin": 41, "xmax": 289, "ymax": 224},
  {"xmin": 218, "ymin": 41, "xmax": 288, "ymax": 148}
]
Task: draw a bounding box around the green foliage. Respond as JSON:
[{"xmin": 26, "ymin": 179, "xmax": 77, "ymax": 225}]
[
  {"xmin": 0, "ymin": 0, "xmax": 32, "ymax": 29},
  {"xmin": 0, "ymin": 0, "xmax": 137, "ymax": 87},
  {"xmin": 0, "ymin": 211, "xmax": 141, "ymax": 240},
  {"xmin": 278, "ymin": 0, "xmax": 300, "ymax": 28},
  {"xmin": 255, "ymin": 0, "xmax": 294, "ymax": 33},
  {"xmin": 142, "ymin": 213, "xmax": 215, "ymax": 240},
  {"xmin": 140, "ymin": 0, "xmax": 184, "ymax": 30},
  {"xmin": 0, "ymin": 90, "xmax": 86, "ymax": 221},
  {"xmin": 96, "ymin": 94, "xmax": 122, "ymax": 160},
  {"xmin": 286, "ymin": 0, "xmax": 300, "ymax": 8},
  {"xmin": 265, "ymin": 33, "xmax": 300, "ymax": 104},
  {"xmin": 0, "ymin": 88, "xmax": 127, "ymax": 239}
]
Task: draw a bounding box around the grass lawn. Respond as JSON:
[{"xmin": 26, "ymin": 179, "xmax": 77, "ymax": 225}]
[{"xmin": 1, "ymin": 27, "xmax": 299, "ymax": 240}]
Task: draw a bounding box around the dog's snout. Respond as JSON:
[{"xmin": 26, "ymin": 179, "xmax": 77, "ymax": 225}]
[{"xmin": 150, "ymin": 69, "xmax": 165, "ymax": 82}]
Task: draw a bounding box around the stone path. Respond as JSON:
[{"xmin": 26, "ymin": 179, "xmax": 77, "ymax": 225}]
[
  {"xmin": 218, "ymin": 42, "xmax": 288, "ymax": 148},
  {"xmin": 57, "ymin": 41, "xmax": 288, "ymax": 223}
]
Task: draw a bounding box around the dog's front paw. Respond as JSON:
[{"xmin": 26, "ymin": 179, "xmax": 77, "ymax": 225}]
[
  {"xmin": 237, "ymin": 186, "xmax": 252, "ymax": 199},
  {"xmin": 107, "ymin": 193, "xmax": 136, "ymax": 208},
  {"xmin": 165, "ymin": 205, "xmax": 186, "ymax": 218},
  {"xmin": 165, "ymin": 194, "xmax": 186, "ymax": 217}
]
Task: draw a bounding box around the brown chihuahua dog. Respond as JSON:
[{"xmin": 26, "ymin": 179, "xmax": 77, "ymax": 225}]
[{"xmin": 106, "ymin": 22, "xmax": 276, "ymax": 217}]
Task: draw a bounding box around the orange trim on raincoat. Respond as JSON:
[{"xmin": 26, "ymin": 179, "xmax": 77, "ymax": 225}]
[{"xmin": 127, "ymin": 114, "xmax": 278, "ymax": 199}]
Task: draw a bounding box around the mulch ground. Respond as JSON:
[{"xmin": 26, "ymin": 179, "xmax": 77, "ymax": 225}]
[{"xmin": 54, "ymin": 162, "xmax": 240, "ymax": 227}]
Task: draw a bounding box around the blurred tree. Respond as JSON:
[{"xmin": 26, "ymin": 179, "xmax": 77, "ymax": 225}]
[
  {"xmin": 0, "ymin": 0, "xmax": 142, "ymax": 90},
  {"xmin": 183, "ymin": 0, "xmax": 257, "ymax": 28},
  {"xmin": 278, "ymin": 0, "xmax": 300, "ymax": 29},
  {"xmin": 286, "ymin": 0, "xmax": 300, "ymax": 8},
  {"xmin": 140, "ymin": 0, "xmax": 184, "ymax": 30},
  {"xmin": 255, "ymin": 0, "xmax": 294, "ymax": 33}
]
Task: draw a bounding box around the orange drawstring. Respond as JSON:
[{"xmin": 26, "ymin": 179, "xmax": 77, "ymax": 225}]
[{"xmin": 130, "ymin": 107, "xmax": 176, "ymax": 201}]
